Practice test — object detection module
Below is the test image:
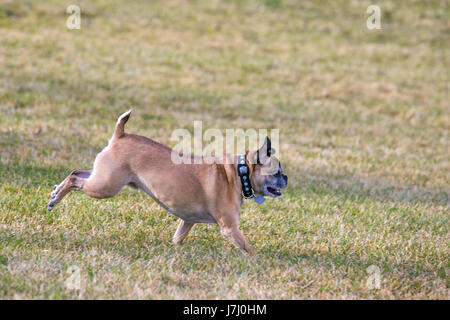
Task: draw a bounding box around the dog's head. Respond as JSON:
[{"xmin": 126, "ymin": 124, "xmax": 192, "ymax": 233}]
[{"xmin": 249, "ymin": 137, "xmax": 288, "ymax": 198}]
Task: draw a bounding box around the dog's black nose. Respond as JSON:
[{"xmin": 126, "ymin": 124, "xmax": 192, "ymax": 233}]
[{"xmin": 283, "ymin": 174, "xmax": 288, "ymax": 184}]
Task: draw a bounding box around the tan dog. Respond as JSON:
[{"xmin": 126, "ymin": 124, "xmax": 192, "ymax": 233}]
[{"xmin": 48, "ymin": 110, "xmax": 288, "ymax": 253}]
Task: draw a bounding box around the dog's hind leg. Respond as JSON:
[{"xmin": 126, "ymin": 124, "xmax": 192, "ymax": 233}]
[
  {"xmin": 172, "ymin": 220, "xmax": 195, "ymax": 245},
  {"xmin": 47, "ymin": 165, "xmax": 129, "ymax": 211},
  {"xmin": 48, "ymin": 169, "xmax": 92, "ymax": 211}
]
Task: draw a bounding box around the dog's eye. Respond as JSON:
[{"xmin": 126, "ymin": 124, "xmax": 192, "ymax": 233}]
[{"xmin": 261, "ymin": 167, "xmax": 277, "ymax": 175}]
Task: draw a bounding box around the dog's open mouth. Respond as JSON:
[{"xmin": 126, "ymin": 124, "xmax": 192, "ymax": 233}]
[{"xmin": 267, "ymin": 186, "xmax": 282, "ymax": 197}]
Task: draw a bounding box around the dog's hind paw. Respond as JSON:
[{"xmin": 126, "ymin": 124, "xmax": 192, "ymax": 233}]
[
  {"xmin": 47, "ymin": 200, "xmax": 55, "ymax": 211},
  {"xmin": 50, "ymin": 186, "xmax": 59, "ymax": 199},
  {"xmin": 48, "ymin": 185, "xmax": 59, "ymax": 210}
]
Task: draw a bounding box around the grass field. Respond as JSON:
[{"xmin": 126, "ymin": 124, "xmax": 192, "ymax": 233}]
[{"xmin": 0, "ymin": 0, "xmax": 448, "ymax": 299}]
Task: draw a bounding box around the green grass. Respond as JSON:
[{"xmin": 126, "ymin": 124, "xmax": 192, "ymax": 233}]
[{"xmin": 0, "ymin": 0, "xmax": 448, "ymax": 299}]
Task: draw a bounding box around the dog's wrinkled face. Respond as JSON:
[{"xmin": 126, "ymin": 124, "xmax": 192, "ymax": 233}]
[
  {"xmin": 251, "ymin": 156, "xmax": 288, "ymax": 197},
  {"xmin": 249, "ymin": 137, "xmax": 288, "ymax": 198}
]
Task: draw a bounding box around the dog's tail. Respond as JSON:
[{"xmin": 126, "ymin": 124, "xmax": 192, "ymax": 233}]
[{"xmin": 112, "ymin": 109, "xmax": 132, "ymax": 140}]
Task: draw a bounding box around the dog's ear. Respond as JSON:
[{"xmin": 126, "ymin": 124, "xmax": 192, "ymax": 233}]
[{"xmin": 250, "ymin": 136, "xmax": 273, "ymax": 164}]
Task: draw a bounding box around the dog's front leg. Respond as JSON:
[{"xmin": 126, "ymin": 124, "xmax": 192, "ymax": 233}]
[
  {"xmin": 219, "ymin": 223, "xmax": 255, "ymax": 255},
  {"xmin": 172, "ymin": 220, "xmax": 195, "ymax": 245}
]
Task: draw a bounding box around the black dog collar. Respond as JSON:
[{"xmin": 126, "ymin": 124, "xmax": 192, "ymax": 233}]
[{"xmin": 237, "ymin": 154, "xmax": 255, "ymax": 199}]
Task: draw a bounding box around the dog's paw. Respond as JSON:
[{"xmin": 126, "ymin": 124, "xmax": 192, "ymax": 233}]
[
  {"xmin": 47, "ymin": 200, "xmax": 55, "ymax": 211},
  {"xmin": 50, "ymin": 185, "xmax": 58, "ymax": 198},
  {"xmin": 245, "ymin": 245, "xmax": 256, "ymax": 255},
  {"xmin": 48, "ymin": 185, "xmax": 60, "ymax": 211}
]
